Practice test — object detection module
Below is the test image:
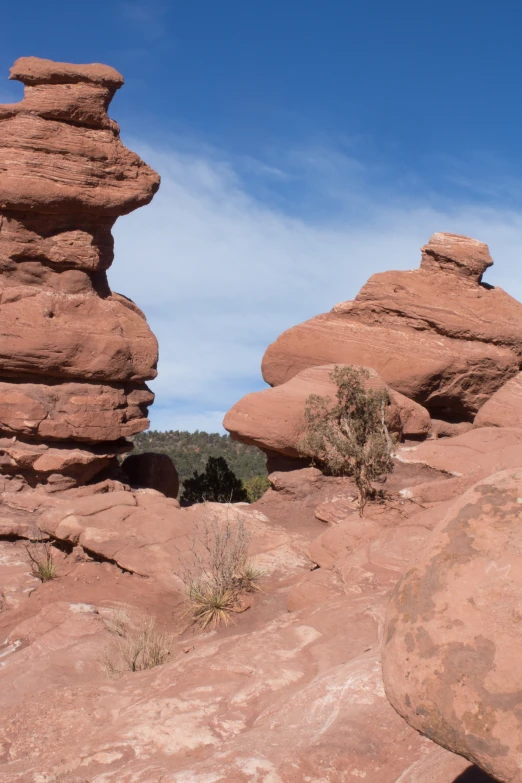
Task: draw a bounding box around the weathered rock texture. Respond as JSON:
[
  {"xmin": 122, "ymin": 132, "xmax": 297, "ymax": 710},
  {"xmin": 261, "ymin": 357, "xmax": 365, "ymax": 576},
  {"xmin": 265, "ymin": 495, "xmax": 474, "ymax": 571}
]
[
  {"xmin": 261, "ymin": 233, "xmax": 522, "ymax": 421},
  {"xmin": 383, "ymin": 468, "xmax": 522, "ymax": 783},
  {"xmin": 0, "ymin": 465, "xmax": 481, "ymax": 782},
  {"xmin": 224, "ymin": 363, "xmax": 431, "ymax": 457},
  {"xmin": 474, "ymin": 372, "xmax": 522, "ymax": 429},
  {"xmin": 0, "ymin": 57, "xmax": 159, "ymax": 489}
]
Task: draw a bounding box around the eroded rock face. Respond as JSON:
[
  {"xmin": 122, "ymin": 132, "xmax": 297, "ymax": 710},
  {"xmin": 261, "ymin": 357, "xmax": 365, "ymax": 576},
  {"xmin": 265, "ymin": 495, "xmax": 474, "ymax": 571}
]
[
  {"xmin": 224, "ymin": 363, "xmax": 431, "ymax": 457},
  {"xmin": 382, "ymin": 469, "xmax": 522, "ymax": 783},
  {"xmin": 261, "ymin": 233, "xmax": 522, "ymax": 420},
  {"xmin": 474, "ymin": 372, "xmax": 522, "ymax": 429},
  {"xmin": 0, "ymin": 473, "xmax": 477, "ymax": 781},
  {"xmin": 0, "ymin": 57, "xmax": 160, "ymax": 489}
]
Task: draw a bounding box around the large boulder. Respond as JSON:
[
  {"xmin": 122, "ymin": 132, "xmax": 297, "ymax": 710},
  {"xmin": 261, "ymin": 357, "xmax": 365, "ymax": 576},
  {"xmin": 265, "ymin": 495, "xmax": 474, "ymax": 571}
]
[
  {"xmin": 474, "ymin": 372, "xmax": 522, "ymax": 429},
  {"xmin": 122, "ymin": 452, "xmax": 179, "ymax": 498},
  {"xmin": 224, "ymin": 363, "xmax": 431, "ymax": 457},
  {"xmin": 261, "ymin": 233, "xmax": 522, "ymax": 420},
  {"xmin": 0, "ymin": 57, "xmax": 159, "ymax": 489},
  {"xmin": 382, "ymin": 468, "xmax": 522, "ymax": 783}
]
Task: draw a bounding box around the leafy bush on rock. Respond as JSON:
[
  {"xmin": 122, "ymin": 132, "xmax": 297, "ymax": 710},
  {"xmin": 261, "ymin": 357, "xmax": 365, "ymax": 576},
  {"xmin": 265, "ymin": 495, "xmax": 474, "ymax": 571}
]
[{"xmin": 298, "ymin": 365, "xmax": 395, "ymax": 514}]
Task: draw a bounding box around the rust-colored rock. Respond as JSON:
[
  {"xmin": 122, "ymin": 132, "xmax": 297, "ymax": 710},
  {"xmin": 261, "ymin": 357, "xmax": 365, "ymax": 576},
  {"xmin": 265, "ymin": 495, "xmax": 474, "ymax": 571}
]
[
  {"xmin": 261, "ymin": 233, "xmax": 522, "ymax": 420},
  {"xmin": 224, "ymin": 363, "xmax": 431, "ymax": 457},
  {"xmin": 0, "ymin": 478, "xmax": 475, "ymax": 782},
  {"xmin": 383, "ymin": 468, "xmax": 522, "ymax": 783},
  {"xmin": 0, "ymin": 57, "xmax": 159, "ymax": 213},
  {"xmin": 474, "ymin": 372, "xmax": 522, "ymax": 429},
  {"xmin": 419, "ymin": 232, "xmax": 493, "ymax": 281},
  {"xmin": 0, "ymin": 57, "xmax": 159, "ymax": 488}
]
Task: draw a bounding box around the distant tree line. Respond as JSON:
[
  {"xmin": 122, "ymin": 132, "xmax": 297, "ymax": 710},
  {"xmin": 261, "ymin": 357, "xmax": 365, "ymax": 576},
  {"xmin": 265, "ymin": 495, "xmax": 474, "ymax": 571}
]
[{"xmin": 131, "ymin": 430, "xmax": 269, "ymax": 503}]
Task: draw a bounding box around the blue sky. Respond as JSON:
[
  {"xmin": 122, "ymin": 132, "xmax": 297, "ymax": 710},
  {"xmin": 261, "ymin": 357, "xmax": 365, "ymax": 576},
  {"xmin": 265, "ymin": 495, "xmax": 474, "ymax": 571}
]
[{"xmin": 3, "ymin": 1, "xmax": 522, "ymax": 432}]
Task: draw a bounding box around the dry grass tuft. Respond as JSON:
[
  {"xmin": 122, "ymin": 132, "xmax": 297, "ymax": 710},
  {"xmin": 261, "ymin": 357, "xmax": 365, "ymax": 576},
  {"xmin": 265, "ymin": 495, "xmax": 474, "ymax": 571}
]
[
  {"xmin": 179, "ymin": 509, "xmax": 264, "ymax": 630},
  {"xmin": 25, "ymin": 539, "xmax": 58, "ymax": 582},
  {"xmin": 102, "ymin": 610, "xmax": 172, "ymax": 676},
  {"xmin": 187, "ymin": 583, "xmax": 238, "ymax": 630},
  {"xmin": 237, "ymin": 561, "xmax": 265, "ymax": 593}
]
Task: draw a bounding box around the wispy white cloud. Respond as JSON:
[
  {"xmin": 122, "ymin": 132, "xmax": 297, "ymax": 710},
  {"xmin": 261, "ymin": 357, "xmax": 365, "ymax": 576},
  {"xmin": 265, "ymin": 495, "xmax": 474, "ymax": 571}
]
[
  {"xmin": 110, "ymin": 141, "xmax": 522, "ymax": 433},
  {"xmin": 120, "ymin": 1, "xmax": 168, "ymax": 37}
]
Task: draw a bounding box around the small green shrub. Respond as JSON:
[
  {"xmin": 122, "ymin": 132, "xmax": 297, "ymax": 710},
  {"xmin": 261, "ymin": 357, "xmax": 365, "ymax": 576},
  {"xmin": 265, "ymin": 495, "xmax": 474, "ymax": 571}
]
[
  {"xmin": 243, "ymin": 474, "xmax": 270, "ymax": 503},
  {"xmin": 298, "ymin": 365, "xmax": 395, "ymax": 514}
]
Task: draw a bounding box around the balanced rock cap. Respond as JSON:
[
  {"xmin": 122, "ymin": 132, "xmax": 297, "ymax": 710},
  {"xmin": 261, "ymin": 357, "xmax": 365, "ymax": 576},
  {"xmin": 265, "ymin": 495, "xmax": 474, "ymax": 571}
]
[
  {"xmin": 0, "ymin": 56, "xmax": 159, "ymax": 215},
  {"xmin": 420, "ymin": 232, "xmax": 493, "ymax": 281},
  {"xmin": 9, "ymin": 56, "xmax": 124, "ymax": 91}
]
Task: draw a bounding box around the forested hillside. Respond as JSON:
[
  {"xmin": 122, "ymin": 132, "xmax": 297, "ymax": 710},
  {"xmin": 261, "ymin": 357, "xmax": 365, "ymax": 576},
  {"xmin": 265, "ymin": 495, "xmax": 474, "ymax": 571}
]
[{"xmin": 132, "ymin": 430, "xmax": 267, "ymax": 485}]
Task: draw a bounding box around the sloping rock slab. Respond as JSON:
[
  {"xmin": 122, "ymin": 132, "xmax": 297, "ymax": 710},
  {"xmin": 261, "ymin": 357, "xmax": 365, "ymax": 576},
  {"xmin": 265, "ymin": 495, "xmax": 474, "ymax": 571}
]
[{"xmin": 474, "ymin": 372, "xmax": 522, "ymax": 429}]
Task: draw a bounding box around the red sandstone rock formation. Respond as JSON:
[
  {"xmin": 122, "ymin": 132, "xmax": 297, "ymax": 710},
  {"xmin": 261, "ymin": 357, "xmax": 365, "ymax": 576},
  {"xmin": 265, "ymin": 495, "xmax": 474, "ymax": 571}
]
[
  {"xmin": 224, "ymin": 363, "xmax": 431, "ymax": 457},
  {"xmin": 261, "ymin": 232, "xmax": 522, "ymax": 420},
  {"xmin": 382, "ymin": 468, "xmax": 522, "ymax": 783},
  {"xmin": 0, "ymin": 58, "xmax": 518, "ymax": 783},
  {"xmin": 0, "ymin": 57, "xmax": 159, "ymax": 489},
  {"xmin": 474, "ymin": 371, "xmax": 522, "ymax": 429}
]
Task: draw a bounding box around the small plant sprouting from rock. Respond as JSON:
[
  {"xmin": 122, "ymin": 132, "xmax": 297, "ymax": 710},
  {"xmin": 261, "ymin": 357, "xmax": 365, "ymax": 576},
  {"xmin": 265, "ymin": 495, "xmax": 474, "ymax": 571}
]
[
  {"xmin": 179, "ymin": 510, "xmax": 264, "ymax": 630},
  {"xmin": 25, "ymin": 538, "xmax": 58, "ymax": 582},
  {"xmin": 102, "ymin": 609, "xmax": 172, "ymax": 676},
  {"xmin": 237, "ymin": 561, "xmax": 265, "ymax": 592},
  {"xmin": 298, "ymin": 365, "xmax": 395, "ymax": 515}
]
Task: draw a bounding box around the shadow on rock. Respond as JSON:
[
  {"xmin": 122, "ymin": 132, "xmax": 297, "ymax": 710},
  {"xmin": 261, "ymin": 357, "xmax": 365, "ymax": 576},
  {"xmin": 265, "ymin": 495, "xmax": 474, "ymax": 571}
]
[{"xmin": 453, "ymin": 767, "xmax": 499, "ymax": 783}]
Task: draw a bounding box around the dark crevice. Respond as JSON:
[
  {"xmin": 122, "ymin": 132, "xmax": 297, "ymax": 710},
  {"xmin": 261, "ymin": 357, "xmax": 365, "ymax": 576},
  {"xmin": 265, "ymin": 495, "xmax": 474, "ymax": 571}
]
[
  {"xmin": 452, "ymin": 766, "xmax": 498, "ymax": 783},
  {"xmin": 0, "ymin": 532, "xmax": 138, "ymax": 576},
  {"xmin": 0, "ymin": 431, "xmax": 132, "ymax": 451},
  {"xmin": 81, "ymin": 546, "xmax": 138, "ymax": 575},
  {"xmin": 21, "ymin": 109, "xmax": 118, "ymax": 134},
  {"xmin": 51, "ymin": 538, "xmax": 74, "ymax": 554},
  {"xmin": 0, "ymin": 533, "xmax": 38, "ymax": 543}
]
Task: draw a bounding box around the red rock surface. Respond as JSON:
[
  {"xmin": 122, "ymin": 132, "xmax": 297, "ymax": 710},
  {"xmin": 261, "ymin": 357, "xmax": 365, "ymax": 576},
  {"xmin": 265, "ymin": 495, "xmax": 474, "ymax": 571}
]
[
  {"xmin": 0, "ymin": 57, "xmax": 159, "ymax": 489},
  {"xmin": 225, "ymin": 363, "xmax": 431, "ymax": 457},
  {"xmin": 261, "ymin": 233, "xmax": 522, "ymax": 419},
  {"xmin": 474, "ymin": 371, "xmax": 522, "ymax": 429},
  {"xmin": 0, "ymin": 466, "xmax": 482, "ymax": 782},
  {"xmin": 383, "ymin": 468, "xmax": 522, "ymax": 783},
  {"xmin": 219, "ymin": 230, "xmax": 522, "ymax": 782},
  {"xmin": 0, "ymin": 57, "xmax": 517, "ymax": 783}
]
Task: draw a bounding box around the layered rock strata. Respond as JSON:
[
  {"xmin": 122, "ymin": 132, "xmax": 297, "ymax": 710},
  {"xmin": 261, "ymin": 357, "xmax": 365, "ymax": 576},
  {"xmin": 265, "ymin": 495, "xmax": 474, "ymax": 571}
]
[
  {"xmin": 0, "ymin": 57, "xmax": 159, "ymax": 488},
  {"xmin": 261, "ymin": 233, "xmax": 522, "ymax": 420}
]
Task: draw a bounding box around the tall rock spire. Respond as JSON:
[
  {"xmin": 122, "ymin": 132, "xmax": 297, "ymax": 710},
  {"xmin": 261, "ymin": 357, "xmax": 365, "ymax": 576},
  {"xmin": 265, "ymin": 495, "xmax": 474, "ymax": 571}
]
[{"xmin": 0, "ymin": 57, "xmax": 160, "ymax": 490}]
